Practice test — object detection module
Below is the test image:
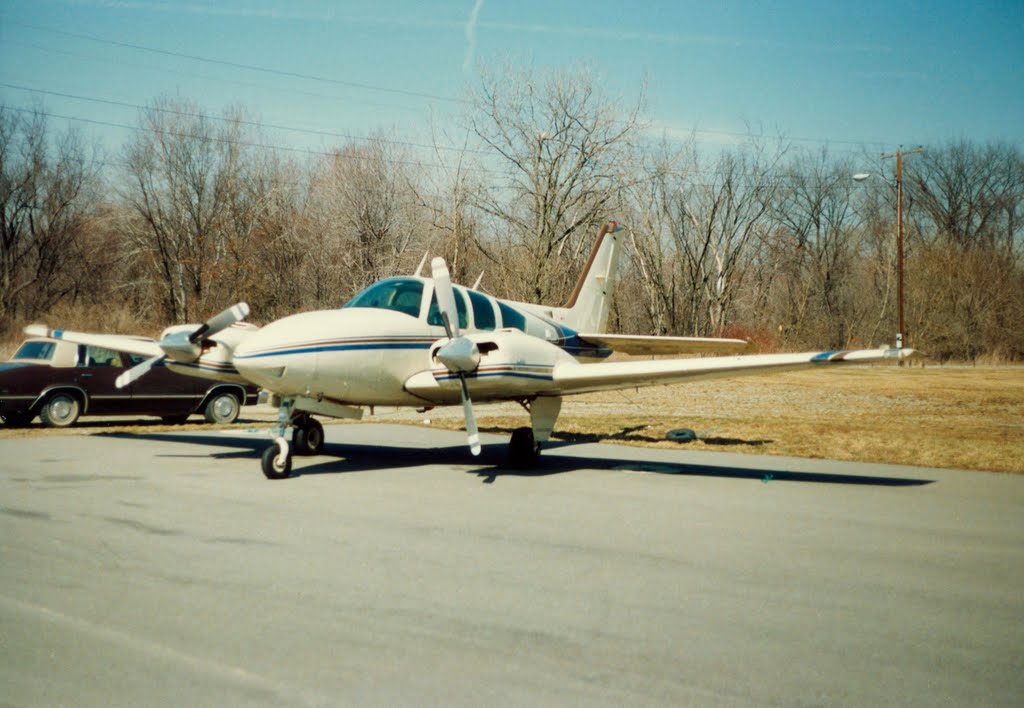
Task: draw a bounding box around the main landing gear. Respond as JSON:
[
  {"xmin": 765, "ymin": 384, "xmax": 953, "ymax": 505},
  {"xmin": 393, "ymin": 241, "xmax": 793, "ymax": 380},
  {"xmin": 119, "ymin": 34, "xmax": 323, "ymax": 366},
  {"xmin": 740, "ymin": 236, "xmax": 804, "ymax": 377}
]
[
  {"xmin": 505, "ymin": 396, "xmax": 561, "ymax": 468},
  {"xmin": 507, "ymin": 426, "xmax": 540, "ymax": 467},
  {"xmin": 260, "ymin": 398, "xmax": 325, "ymax": 480}
]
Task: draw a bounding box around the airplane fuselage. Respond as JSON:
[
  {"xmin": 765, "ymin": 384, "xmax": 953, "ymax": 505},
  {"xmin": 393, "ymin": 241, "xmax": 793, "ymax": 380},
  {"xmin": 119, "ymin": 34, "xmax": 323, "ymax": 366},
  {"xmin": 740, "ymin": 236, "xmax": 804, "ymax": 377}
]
[{"xmin": 229, "ymin": 277, "xmax": 592, "ymax": 407}]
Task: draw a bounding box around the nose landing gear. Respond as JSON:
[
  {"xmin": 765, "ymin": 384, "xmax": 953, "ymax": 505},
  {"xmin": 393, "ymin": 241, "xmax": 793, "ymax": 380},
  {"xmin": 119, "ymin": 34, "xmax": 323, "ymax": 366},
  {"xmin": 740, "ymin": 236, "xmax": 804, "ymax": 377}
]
[{"xmin": 260, "ymin": 398, "xmax": 326, "ymax": 479}]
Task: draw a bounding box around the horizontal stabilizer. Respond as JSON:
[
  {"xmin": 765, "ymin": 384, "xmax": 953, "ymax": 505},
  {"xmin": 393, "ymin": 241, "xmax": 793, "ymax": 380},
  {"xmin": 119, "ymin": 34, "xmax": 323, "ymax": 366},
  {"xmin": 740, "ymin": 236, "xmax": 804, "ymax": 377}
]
[{"xmin": 577, "ymin": 333, "xmax": 751, "ymax": 356}]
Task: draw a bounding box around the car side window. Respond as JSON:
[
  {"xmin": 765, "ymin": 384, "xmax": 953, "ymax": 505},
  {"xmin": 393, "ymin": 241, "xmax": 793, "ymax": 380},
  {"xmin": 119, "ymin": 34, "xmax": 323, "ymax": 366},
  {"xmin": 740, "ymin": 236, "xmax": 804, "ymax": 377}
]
[
  {"xmin": 12, "ymin": 340, "xmax": 56, "ymax": 361},
  {"xmin": 80, "ymin": 346, "xmax": 123, "ymax": 368}
]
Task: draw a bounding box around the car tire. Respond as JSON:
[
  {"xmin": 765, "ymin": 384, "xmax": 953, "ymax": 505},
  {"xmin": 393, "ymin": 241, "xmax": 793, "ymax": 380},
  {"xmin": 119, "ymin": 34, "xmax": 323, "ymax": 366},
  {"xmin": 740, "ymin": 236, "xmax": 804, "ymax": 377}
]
[
  {"xmin": 1, "ymin": 411, "xmax": 35, "ymax": 427},
  {"xmin": 39, "ymin": 392, "xmax": 81, "ymax": 428},
  {"xmin": 204, "ymin": 391, "xmax": 240, "ymax": 424}
]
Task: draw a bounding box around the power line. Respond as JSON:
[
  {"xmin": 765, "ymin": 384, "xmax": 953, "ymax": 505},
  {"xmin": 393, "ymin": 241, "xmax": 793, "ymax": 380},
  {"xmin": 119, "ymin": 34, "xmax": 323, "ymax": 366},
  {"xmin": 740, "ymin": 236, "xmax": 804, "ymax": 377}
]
[
  {"xmin": 0, "ymin": 82, "xmax": 490, "ymax": 156},
  {"xmin": 11, "ymin": 21, "xmax": 892, "ymax": 152},
  {"xmin": 10, "ymin": 20, "xmax": 466, "ymax": 106},
  {"xmin": 1, "ymin": 104, "xmax": 506, "ymax": 177}
]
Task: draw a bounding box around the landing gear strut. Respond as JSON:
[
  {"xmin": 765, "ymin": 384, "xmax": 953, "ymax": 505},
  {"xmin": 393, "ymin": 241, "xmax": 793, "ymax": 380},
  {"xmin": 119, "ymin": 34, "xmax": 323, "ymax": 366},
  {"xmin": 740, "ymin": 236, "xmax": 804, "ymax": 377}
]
[
  {"xmin": 260, "ymin": 399, "xmax": 326, "ymax": 480},
  {"xmin": 505, "ymin": 396, "xmax": 561, "ymax": 468}
]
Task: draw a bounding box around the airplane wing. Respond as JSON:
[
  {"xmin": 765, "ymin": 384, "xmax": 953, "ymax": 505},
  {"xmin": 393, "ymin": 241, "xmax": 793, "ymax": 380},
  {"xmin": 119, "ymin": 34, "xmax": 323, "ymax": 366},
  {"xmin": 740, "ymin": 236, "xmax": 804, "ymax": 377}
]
[
  {"xmin": 576, "ymin": 333, "xmax": 750, "ymax": 355},
  {"xmin": 23, "ymin": 325, "xmax": 165, "ymax": 358},
  {"xmin": 551, "ymin": 347, "xmax": 920, "ymax": 396}
]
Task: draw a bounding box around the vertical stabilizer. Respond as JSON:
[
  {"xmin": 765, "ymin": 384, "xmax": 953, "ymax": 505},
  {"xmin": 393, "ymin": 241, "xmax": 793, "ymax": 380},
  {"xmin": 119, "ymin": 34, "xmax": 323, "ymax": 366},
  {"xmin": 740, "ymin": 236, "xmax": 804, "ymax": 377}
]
[{"xmin": 553, "ymin": 222, "xmax": 624, "ymax": 333}]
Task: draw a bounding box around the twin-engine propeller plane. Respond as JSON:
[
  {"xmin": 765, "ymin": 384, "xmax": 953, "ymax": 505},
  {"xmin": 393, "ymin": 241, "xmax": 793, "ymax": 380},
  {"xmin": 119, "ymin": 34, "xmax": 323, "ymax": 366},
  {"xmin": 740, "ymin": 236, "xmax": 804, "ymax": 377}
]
[{"xmin": 29, "ymin": 222, "xmax": 918, "ymax": 479}]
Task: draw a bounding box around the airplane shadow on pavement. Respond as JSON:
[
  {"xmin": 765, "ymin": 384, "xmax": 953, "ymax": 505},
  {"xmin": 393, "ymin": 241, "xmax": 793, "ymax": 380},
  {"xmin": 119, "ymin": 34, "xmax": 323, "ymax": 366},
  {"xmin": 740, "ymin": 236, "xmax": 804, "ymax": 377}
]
[{"xmin": 97, "ymin": 431, "xmax": 935, "ymax": 487}]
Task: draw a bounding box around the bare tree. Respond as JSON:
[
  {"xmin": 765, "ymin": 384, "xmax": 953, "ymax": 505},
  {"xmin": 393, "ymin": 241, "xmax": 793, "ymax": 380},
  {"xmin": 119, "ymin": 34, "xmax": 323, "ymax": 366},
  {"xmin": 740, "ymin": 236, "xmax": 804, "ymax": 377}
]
[
  {"xmin": 768, "ymin": 151, "xmax": 864, "ymax": 348},
  {"xmin": 466, "ymin": 61, "xmax": 646, "ymax": 304},
  {"xmin": 671, "ymin": 141, "xmax": 784, "ymax": 337},
  {"xmin": 619, "ymin": 138, "xmax": 694, "ymax": 335},
  {"xmin": 904, "ymin": 141, "xmax": 1024, "ymax": 359},
  {"xmin": 121, "ymin": 97, "xmax": 242, "ymax": 320},
  {"xmin": 303, "ymin": 137, "xmax": 420, "ymax": 305},
  {"xmin": 0, "ymin": 105, "xmax": 101, "ymax": 332}
]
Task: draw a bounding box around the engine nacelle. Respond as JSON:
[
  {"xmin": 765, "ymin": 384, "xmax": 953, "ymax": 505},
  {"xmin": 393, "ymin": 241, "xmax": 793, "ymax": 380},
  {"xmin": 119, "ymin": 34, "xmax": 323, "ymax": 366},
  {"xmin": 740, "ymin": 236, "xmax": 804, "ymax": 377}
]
[{"xmin": 409, "ymin": 329, "xmax": 576, "ymax": 404}]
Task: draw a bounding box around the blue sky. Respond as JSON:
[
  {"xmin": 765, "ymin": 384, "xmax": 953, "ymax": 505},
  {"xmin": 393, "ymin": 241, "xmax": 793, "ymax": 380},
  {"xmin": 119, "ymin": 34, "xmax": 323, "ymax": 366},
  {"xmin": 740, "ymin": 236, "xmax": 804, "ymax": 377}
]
[{"xmin": 1, "ymin": 0, "xmax": 1021, "ymax": 164}]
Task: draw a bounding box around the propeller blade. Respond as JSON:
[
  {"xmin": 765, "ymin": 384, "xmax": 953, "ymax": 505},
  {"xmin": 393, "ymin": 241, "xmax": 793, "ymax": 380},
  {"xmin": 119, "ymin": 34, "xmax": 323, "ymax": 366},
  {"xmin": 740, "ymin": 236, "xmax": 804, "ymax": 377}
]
[
  {"xmin": 189, "ymin": 302, "xmax": 250, "ymax": 343},
  {"xmin": 431, "ymin": 257, "xmax": 479, "ymax": 455},
  {"xmin": 115, "ymin": 354, "xmax": 164, "ymax": 389},
  {"xmin": 458, "ymin": 374, "xmax": 481, "ymax": 456},
  {"xmin": 430, "ymin": 257, "xmax": 460, "ymax": 339}
]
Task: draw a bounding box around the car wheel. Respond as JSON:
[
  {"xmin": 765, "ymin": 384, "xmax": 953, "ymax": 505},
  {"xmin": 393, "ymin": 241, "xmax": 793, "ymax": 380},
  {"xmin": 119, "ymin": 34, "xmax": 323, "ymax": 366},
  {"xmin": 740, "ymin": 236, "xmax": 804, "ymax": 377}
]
[
  {"xmin": 1, "ymin": 411, "xmax": 35, "ymax": 427},
  {"xmin": 39, "ymin": 393, "xmax": 81, "ymax": 428},
  {"xmin": 204, "ymin": 392, "xmax": 240, "ymax": 424}
]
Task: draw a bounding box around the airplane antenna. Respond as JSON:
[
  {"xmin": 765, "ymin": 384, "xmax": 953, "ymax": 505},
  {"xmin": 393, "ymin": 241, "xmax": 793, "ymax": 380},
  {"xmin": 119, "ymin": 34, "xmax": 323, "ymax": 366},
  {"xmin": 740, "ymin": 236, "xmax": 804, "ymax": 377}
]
[
  {"xmin": 414, "ymin": 251, "xmax": 429, "ymax": 277},
  {"xmin": 471, "ymin": 272, "xmax": 484, "ymax": 290}
]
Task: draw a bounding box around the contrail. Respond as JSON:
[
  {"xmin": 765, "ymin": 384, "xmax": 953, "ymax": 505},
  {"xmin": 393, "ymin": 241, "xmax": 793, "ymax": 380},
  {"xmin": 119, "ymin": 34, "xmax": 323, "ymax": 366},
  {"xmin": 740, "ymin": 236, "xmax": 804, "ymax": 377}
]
[{"xmin": 463, "ymin": 0, "xmax": 484, "ymax": 74}]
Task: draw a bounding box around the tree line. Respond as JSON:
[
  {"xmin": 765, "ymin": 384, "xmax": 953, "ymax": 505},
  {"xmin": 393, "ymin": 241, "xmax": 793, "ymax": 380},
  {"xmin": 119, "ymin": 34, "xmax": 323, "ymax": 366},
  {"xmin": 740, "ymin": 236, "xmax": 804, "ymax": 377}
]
[{"xmin": 2, "ymin": 65, "xmax": 1022, "ymax": 361}]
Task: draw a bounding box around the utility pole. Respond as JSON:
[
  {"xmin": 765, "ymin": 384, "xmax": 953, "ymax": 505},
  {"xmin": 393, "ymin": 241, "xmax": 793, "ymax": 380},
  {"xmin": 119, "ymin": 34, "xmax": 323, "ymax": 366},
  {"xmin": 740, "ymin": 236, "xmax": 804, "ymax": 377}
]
[{"xmin": 881, "ymin": 146, "xmax": 924, "ymax": 353}]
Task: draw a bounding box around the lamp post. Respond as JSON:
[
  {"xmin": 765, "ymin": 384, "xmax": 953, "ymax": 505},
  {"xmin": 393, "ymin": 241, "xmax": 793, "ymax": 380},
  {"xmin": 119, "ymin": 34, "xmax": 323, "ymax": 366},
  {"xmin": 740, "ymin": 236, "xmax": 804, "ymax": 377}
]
[{"xmin": 854, "ymin": 146, "xmax": 923, "ymax": 352}]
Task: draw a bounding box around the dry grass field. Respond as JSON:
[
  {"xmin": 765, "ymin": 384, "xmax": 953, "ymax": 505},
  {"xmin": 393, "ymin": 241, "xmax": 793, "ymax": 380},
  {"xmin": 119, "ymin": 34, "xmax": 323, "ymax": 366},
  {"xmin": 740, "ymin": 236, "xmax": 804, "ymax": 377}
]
[
  {"xmin": 2, "ymin": 364, "xmax": 1022, "ymax": 474},
  {"xmin": 418, "ymin": 365, "xmax": 1024, "ymax": 474}
]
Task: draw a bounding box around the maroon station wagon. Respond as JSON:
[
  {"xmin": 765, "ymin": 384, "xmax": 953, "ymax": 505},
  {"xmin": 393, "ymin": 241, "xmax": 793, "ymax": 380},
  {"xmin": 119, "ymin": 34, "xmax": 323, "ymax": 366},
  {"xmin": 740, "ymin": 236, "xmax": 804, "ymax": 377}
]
[{"xmin": 0, "ymin": 338, "xmax": 258, "ymax": 428}]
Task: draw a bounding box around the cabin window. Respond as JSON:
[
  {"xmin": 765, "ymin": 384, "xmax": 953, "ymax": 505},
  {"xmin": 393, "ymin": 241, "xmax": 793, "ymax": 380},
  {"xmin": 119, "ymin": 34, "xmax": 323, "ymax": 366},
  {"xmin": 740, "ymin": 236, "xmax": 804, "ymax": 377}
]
[
  {"xmin": 497, "ymin": 301, "xmax": 527, "ymax": 331},
  {"xmin": 427, "ymin": 287, "xmax": 469, "ymax": 330},
  {"xmin": 468, "ymin": 290, "xmax": 496, "ymax": 331}
]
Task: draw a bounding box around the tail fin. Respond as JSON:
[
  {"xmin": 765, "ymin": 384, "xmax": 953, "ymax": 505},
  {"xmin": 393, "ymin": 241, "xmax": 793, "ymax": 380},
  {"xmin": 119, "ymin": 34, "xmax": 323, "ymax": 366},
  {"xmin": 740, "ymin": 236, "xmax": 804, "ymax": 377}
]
[{"xmin": 553, "ymin": 222, "xmax": 624, "ymax": 333}]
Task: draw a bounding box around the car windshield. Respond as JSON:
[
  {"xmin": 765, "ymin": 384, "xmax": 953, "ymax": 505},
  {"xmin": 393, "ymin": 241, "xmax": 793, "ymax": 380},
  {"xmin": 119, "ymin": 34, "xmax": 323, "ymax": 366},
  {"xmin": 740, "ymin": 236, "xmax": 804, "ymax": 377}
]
[
  {"xmin": 342, "ymin": 278, "xmax": 425, "ymax": 318},
  {"xmin": 13, "ymin": 340, "xmax": 56, "ymax": 361}
]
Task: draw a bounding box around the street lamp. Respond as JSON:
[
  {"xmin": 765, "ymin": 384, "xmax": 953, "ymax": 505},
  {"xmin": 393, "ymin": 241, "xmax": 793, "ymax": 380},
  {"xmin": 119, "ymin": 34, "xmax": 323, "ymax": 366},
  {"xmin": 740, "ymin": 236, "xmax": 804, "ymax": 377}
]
[{"xmin": 853, "ymin": 146, "xmax": 924, "ymax": 352}]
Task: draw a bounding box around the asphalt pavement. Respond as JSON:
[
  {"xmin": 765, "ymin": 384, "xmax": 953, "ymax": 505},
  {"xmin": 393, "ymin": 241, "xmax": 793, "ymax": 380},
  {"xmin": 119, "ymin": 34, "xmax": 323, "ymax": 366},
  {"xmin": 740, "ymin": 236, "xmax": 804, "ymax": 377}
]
[{"xmin": 2, "ymin": 424, "xmax": 1022, "ymax": 706}]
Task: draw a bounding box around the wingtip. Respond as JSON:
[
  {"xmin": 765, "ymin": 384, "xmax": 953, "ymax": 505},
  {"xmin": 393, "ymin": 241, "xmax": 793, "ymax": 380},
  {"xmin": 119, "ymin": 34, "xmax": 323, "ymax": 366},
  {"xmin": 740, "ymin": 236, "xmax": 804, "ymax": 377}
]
[{"xmin": 24, "ymin": 324, "xmax": 50, "ymax": 337}]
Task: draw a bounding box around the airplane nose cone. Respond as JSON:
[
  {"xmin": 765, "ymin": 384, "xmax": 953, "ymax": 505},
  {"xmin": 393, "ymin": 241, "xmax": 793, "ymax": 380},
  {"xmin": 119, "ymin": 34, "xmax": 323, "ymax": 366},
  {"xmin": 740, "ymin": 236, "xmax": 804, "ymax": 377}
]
[
  {"xmin": 233, "ymin": 338, "xmax": 286, "ymax": 389},
  {"xmin": 232, "ymin": 312, "xmax": 336, "ymax": 395}
]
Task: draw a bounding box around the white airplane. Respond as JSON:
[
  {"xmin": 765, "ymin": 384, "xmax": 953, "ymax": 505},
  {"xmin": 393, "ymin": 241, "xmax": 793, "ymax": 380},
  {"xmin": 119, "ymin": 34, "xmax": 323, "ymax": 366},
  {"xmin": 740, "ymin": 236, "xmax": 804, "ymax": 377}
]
[{"xmin": 28, "ymin": 222, "xmax": 917, "ymax": 479}]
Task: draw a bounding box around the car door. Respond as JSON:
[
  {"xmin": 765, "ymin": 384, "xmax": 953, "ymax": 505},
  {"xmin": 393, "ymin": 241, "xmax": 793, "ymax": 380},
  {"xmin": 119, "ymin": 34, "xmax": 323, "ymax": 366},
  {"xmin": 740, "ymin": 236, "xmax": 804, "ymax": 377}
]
[
  {"xmin": 123, "ymin": 353, "xmax": 208, "ymax": 417},
  {"xmin": 71, "ymin": 345, "xmax": 130, "ymax": 415}
]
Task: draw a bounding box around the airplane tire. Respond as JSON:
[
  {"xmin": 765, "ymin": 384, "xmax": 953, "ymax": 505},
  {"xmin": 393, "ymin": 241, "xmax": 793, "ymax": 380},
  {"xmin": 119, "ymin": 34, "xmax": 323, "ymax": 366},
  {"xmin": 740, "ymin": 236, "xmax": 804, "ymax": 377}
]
[
  {"xmin": 507, "ymin": 426, "xmax": 540, "ymax": 468},
  {"xmin": 261, "ymin": 444, "xmax": 292, "ymax": 479},
  {"xmin": 293, "ymin": 419, "xmax": 325, "ymax": 456}
]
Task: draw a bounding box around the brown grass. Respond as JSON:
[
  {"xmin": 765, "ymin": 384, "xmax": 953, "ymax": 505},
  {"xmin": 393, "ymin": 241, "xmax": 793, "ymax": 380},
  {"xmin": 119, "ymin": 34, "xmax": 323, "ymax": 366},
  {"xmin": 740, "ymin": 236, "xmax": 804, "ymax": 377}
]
[
  {"xmin": 415, "ymin": 365, "xmax": 1024, "ymax": 474},
  {"xmin": 3, "ymin": 365, "xmax": 1022, "ymax": 474}
]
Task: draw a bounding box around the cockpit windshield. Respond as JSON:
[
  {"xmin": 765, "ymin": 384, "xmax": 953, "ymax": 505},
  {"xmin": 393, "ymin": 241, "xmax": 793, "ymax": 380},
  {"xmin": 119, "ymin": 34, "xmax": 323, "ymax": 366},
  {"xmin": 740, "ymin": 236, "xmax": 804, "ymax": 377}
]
[{"xmin": 341, "ymin": 278, "xmax": 424, "ymax": 318}]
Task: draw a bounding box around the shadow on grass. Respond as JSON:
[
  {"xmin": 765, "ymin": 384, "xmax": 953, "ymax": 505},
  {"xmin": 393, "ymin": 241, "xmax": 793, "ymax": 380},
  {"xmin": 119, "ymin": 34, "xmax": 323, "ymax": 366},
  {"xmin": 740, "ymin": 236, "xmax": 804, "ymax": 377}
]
[{"xmin": 96, "ymin": 428, "xmax": 935, "ymax": 487}]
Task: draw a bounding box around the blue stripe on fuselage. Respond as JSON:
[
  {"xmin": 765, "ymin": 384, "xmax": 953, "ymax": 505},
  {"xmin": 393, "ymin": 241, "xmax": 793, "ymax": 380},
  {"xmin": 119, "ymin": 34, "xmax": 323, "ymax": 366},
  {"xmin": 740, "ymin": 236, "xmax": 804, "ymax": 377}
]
[{"xmin": 235, "ymin": 341, "xmax": 432, "ymax": 360}]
